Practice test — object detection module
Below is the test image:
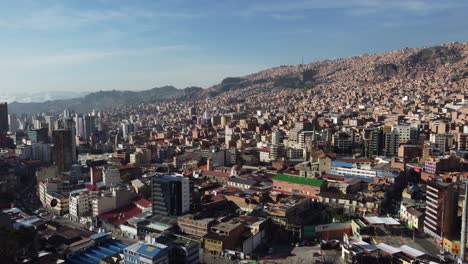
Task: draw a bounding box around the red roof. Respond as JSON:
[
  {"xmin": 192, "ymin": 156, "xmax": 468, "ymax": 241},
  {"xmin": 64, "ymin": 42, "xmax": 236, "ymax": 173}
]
[
  {"xmin": 202, "ymin": 170, "xmax": 230, "ymax": 178},
  {"xmin": 211, "ymin": 194, "xmax": 226, "ymax": 202},
  {"xmin": 116, "ymin": 164, "xmax": 138, "ymax": 171},
  {"xmin": 85, "ymin": 184, "xmax": 96, "ymax": 191},
  {"xmin": 322, "ymin": 174, "xmax": 345, "ymax": 181},
  {"xmin": 259, "ymin": 147, "xmax": 270, "ymax": 152},
  {"xmin": 133, "ymin": 198, "xmax": 151, "ymax": 208},
  {"xmin": 98, "ymin": 205, "xmax": 142, "ymax": 226}
]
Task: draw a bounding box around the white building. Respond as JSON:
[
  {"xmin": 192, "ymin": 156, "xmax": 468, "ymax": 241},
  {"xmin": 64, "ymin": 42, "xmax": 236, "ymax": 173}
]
[
  {"xmin": 69, "ymin": 189, "xmax": 90, "ymax": 221},
  {"xmin": 103, "ymin": 166, "xmax": 121, "ymax": 187},
  {"xmin": 330, "ymin": 162, "xmax": 377, "ymax": 180},
  {"xmin": 92, "ymin": 187, "xmax": 136, "ymax": 217},
  {"xmin": 178, "ymin": 175, "xmax": 191, "ymax": 214},
  {"xmin": 259, "ymin": 148, "xmax": 270, "ymax": 163}
]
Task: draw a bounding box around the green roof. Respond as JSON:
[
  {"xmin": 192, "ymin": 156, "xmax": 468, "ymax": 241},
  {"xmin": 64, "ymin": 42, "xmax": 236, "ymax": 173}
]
[{"xmin": 273, "ymin": 174, "xmax": 325, "ymax": 187}]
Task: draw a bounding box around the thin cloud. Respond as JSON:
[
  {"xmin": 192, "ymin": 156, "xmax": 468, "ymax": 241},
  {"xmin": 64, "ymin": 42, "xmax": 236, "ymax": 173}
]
[
  {"xmin": 0, "ymin": 4, "xmax": 200, "ymax": 31},
  {"xmin": 239, "ymin": 0, "xmax": 468, "ymax": 20},
  {"xmin": 0, "ymin": 45, "xmax": 193, "ymax": 68}
]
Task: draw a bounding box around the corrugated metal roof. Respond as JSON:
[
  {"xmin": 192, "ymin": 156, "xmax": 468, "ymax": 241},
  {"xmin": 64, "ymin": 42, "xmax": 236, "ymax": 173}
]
[
  {"xmin": 376, "ymin": 243, "xmax": 401, "ymax": 255},
  {"xmin": 399, "ymin": 245, "xmax": 425, "ymax": 258}
]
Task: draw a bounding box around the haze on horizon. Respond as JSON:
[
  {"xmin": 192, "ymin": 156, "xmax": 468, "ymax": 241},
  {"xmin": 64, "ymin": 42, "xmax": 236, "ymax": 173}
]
[{"xmin": 0, "ymin": 0, "xmax": 467, "ymax": 95}]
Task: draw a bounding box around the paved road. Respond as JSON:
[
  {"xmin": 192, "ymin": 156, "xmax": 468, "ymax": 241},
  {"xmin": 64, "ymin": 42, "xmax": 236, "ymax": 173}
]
[
  {"xmin": 199, "ymin": 250, "xmax": 238, "ymax": 264},
  {"xmin": 258, "ymin": 245, "xmax": 344, "ymax": 264}
]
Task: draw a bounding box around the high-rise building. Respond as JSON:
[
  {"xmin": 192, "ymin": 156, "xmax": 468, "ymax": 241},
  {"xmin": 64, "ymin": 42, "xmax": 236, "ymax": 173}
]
[
  {"xmin": 434, "ymin": 133, "xmax": 454, "ymax": 153},
  {"xmin": 271, "ymin": 130, "xmax": 282, "ymax": 145},
  {"xmin": 62, "ymin": 118, "xmax": 77, "ymax": 159},
  {"xmin": 28, "ymin": 128, "xmax": 49, "ymax": 143},
  {"xmin": 333, "ymin": 131, "xmax": 354, "ymax": 155},
  {"xmin": 44, "ymin": 115, "xmax": 56, "ymax": 132},
  {"xmin": 424, "ymin": 180, "xmax": 458, "ymax": 241},
  {"xmin": 384, "ymin": 131, "xmax": 399, "ymax": 157},
  {"xmin": 151, "ymin": 175, "xmax": 191, "ymax": 217},
  {"xmin": 393, "ymin": 124, "xmax": 412, "ymax": 143},
  {"xmin": 0, "ymin": 102, "xmax": 8, "ymax": 132},
  {"xmin": 84, "ymin": 115, "xmax": 96, "ymax": 141},
  {"xmin": 270, "ymin": 144, "xmax": 285, "ymax": 161},
  {"xmin": 63, "ymin": 109, "xmax": 71, "ymax": 119},
  {"xmin": 362, "ymin": 128, "xmax": 383, "ymax": 158},
  {"xmin": 52, "ymin": 129, "xmax": 75, "ymax": 172},
  {"xmin": 289, "ymin": 121, "xmax": 313, "ymax": 142},
  {"xmin": 74, "ymin": 114, "xmax": 84, "ymax": 138},
  {"xmin": 8, "ymin": 113, "xmax": 19, "ymax": 133}
]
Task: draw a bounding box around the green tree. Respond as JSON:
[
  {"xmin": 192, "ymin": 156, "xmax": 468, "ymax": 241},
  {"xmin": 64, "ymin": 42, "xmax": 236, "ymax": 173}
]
[
  {"xmin": 121, "ymin": 173, "xmax": 136, "ymax": 184},
  {"xmin": 0, "ymin": 226, "xmax": 39, "ymax": 263},
  {"xmin": 139, "ymin": 184, "xmax": 151, "ymax": 199}
]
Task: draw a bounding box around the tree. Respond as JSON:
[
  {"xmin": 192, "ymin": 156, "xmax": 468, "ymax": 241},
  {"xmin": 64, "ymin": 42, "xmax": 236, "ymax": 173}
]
[
  {"xmin": 0, "ymin": 226, "xmax": 39, "ymax": 263},
  {"xmin": 121, "ymin": 173, "xmax": 136, "ymax": 184},
  {"xmin": 139, "ymin": 184, "xmax": 151, "ymax": 199}
]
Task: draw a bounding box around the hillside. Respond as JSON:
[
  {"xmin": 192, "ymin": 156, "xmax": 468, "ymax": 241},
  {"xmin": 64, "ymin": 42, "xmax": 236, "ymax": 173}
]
[
  {"xmin": 9, "ymin": 86, "xmax": 204, "ymax": 113},
  {"xmin": 9, "ymin": 42, "xmax": 468, "ymax": 114}
]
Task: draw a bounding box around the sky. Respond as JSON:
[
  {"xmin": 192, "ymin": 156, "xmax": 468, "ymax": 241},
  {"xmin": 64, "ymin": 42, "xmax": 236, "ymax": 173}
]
[{"xmin": 0, "ymin": 0, "xmax": 467, "ymax": 95}]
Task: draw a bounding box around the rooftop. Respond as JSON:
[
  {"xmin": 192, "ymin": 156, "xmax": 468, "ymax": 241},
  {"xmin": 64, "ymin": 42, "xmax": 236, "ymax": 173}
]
[
  {"xmin": 273, "ymin": 174, "xmax": 325, "ymax": 187},
  {"xmin": 98, "ymin": 205, "xmax": 142, "ymax": 226},
  {"xmin": 137, "ymin": 244, "xmax": 162, "ymax": 258}
]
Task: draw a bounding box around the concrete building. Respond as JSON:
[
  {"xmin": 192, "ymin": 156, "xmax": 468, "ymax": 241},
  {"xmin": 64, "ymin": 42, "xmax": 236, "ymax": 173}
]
[
  {"xmin": 433, "ymin": 133, "xmax": 454, "ymax": 153},
  {"xmin": 458, "ymin": 133, "xmax": 468, "ymax": 151},
  {"xmin": 333, "ymin": 131, "xmax": 354, "ymax": 155},
  {"xmin": 423, "ymin": 180, "xmax": 458, "ymax": 242},
  {"xmin": 177, "ymin": 214, "xmax": 216, "ymax": 238},
  {"xmin": 69, "ymin": 189, "xmax": 90, "ymax": 221},
  {"xmin": 92, "ymin": 187, "xmax": 136, "ymax": 217},
  {"xmin": 103, "ymin": 166, "xmax": 121, "ymax": 187},
  {"xmin": 0, "ymin": 102, "xmax": 8, "ymax": 132},
  {"xmin": 384, "ymin": 131, "xmax": 399, "ymax": 157},
  {"xmin": 330, "ymin": 161, "xmax": 377, "ymax": 181},
  {"xmin": 151, "ymin": 175, "xmax": 191, "ymax": 217},
  {"xmin": 27, "ymin": 128, "xmax": 49, "ymax": 143},
  {"xmin": 362, "ymin": 128, "xmax": 383, "ymax": 158},
  {"xmin": 123, "ymin": 242, "xmax": 169, "ymax": 264},
  {"xmin": 52, "ymin": 129, "xmax": 76, "ymax": 172},
  {"xmin": 399, "ymin": 203, "xmax": 424, "ymax": 230},
  {"xmin": 272, "ymin": 173, "xmax": 326, "ymax": 199},
  {"xmin": 203, "ymin": 220, "xmax": 245, "ymax": 255}
]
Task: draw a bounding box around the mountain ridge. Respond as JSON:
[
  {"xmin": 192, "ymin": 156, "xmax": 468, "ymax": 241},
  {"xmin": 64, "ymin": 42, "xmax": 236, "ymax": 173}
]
[{"xmin": 9, "ymin": 42, "xmax": 467, "ymax": 114}]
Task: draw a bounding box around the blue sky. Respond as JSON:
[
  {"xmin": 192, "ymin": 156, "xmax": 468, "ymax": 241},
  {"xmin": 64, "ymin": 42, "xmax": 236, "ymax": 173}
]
[{"xmin": 0, "ymin": 0, "xmax": 467, "ymax": 93}]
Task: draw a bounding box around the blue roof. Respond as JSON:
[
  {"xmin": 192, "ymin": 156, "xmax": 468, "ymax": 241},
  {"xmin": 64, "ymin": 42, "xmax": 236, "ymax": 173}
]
[
  {"xmin": 137, "ymin": 244, "xmax": 162, "ymax": 258},
  {"xmin": 332, "ymin": 161, "xmax": 353, "ymax": 168},
  {"xmin": 90, "ymin": 232, "xmax": 111, "ymax": 240},
  {"xmin": 67, "ymin": 239, "xmax": 128, "ymax": 264}
]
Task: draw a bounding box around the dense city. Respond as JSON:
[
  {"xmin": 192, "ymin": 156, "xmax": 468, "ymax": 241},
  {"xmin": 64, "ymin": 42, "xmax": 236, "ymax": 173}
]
[{"xmin": 0, "ymin": 43, "xmax": 468, "ymax": 264}]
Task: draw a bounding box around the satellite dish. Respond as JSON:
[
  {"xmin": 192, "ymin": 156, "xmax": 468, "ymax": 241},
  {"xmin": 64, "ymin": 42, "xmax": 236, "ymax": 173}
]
[{"xmin": 50, "ymin": 199, "xmax": 58, "ymax": 208}]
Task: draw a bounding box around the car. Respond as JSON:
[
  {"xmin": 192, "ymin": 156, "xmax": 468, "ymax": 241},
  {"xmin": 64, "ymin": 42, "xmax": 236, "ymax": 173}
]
[{"xmin": 267, "ymin": 248, "xmax": 273, "ymax": 254}]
